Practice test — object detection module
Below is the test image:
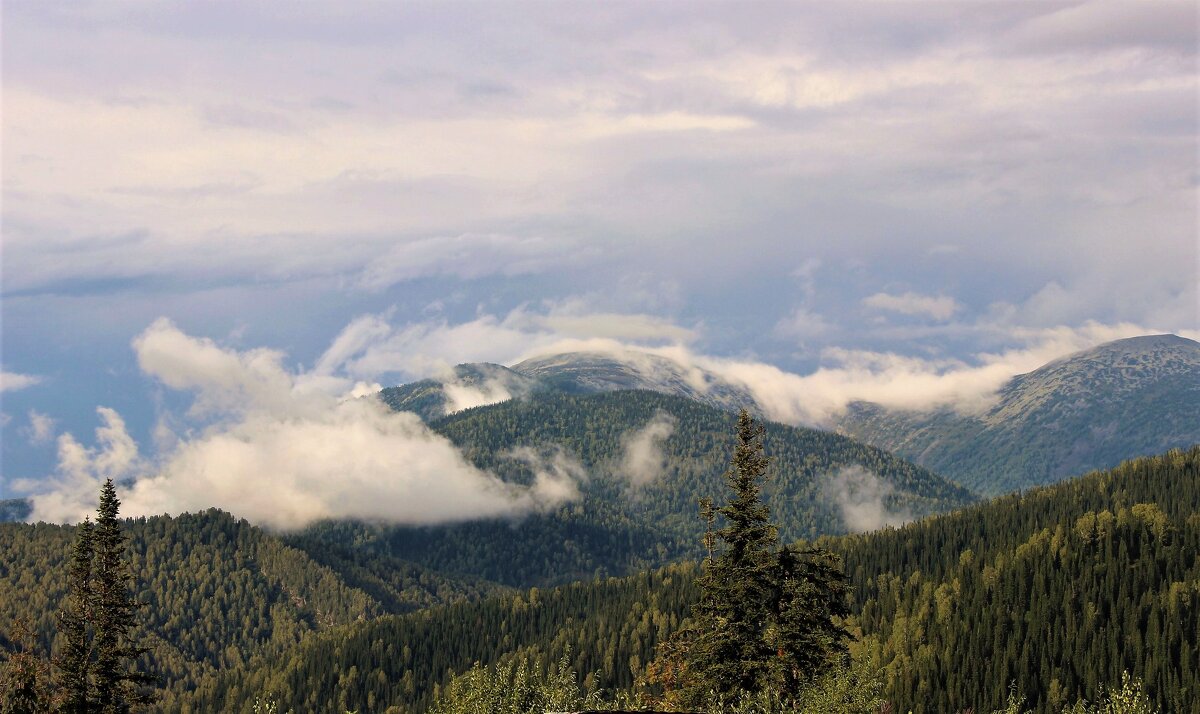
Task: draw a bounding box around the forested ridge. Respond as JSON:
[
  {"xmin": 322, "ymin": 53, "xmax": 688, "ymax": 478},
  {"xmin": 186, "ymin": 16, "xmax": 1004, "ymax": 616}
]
[
  {"xmin": 173, "ymin": 447, "xmax": 1200, "ymax": 713},
  {"xmin": 302, "ymin": 390, "xmax": 973, "ymax": 588},
  {"xmin": 0, "ymin": 509, "xmax": 502, "ymax": 704}
]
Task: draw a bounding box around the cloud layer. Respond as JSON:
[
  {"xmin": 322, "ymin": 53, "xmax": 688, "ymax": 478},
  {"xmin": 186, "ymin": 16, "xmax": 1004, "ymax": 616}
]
[{"xmin": 21, "ymin": 320, "xmax": 579, "ymax": 529}]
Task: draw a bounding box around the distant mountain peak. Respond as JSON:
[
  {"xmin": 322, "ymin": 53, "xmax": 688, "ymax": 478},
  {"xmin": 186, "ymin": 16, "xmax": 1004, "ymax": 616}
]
[{"xmin": 838, "ymin": 333, "xmax": 1200, "ymax": 495}]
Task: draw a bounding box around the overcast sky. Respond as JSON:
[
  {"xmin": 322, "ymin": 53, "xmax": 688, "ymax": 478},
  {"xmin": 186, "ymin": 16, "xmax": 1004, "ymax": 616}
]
[{"xmin": 2, "ymin": 1, "xmax": 1197, "ymax": 516}]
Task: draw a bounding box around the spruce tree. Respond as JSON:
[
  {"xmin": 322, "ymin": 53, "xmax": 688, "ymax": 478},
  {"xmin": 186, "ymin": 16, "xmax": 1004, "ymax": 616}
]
[
  {"xmin": 57, "ymin": 517, "xmax": 95, "ymax": 713},
  {"xmin": 89, "ymin": 479, "xmax": 153, "ymax": 713},
  {"xmin": 688, "ymin": 409, "xmax": 779, "ymax": 699},
  {"xmin": 650, "ymin": 409, "xmax": 852, "ymax": 708}
]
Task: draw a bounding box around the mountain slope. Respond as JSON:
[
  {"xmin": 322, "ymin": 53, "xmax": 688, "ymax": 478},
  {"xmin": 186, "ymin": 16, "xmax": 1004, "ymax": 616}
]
[
  {"xmin": 186, "ymin": 447, "xmax": 1200, "ymax": 714},
  {"xmin": 837, "ymin": 334, "xmax": 1200, "ymax": 494},
  {"xmin": 311, "ymin": 390, "xmax": 973, "ymax": 588},
  {"xmin": 0, "ymin": 509, "xmax": 504, "ymax": 702}
]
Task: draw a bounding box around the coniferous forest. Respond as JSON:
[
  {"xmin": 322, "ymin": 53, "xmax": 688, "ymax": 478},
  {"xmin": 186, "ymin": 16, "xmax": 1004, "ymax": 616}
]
[
  {"xmin": 5, "ymin": 4, "xmax": 1197, "ymax": 713},
  {"xmin": 2, "ymin": 419, "xmax": 1196, "ymax": 712}
]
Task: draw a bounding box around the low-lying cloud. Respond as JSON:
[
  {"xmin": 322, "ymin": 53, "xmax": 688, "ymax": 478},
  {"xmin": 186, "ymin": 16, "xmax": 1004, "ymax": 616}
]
[
  {"xmin": 617, "ymin": 412, "xmax": 677, "ymax": 489},
  {"xmin": 310, "ymin": 306, "xmax": 1198, "ymax": 428},
  {"xmin": 20, "ymin": 319, "xmax": 580, "ymax": 529},
  {"xmin": 822, "ymin": 465, "xmax": 912, "ymax": 533}
]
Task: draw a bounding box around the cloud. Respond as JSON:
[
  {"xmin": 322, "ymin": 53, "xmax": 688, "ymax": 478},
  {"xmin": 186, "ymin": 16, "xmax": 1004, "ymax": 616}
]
[
  {"xmin": 21, "ymin": 320, "xmax": 581, "ymax": 529},
  {"xmin": 0, "ymin": 371, "xmax": 41, "ymax": 392},
  {"xmin": 617, "ymin": 411, "xmax": 677, "ymax": 489},
  {"xmin": 441, "ymin": 371, "xmax": 531, "ymax": 415},
  {"xmin": 774, "ymin": 306, "xmax": 831, "ymax": 340},
  {"xmin": 23, "ymin": 410, "xmax": 56, "ymax": 445},
  {"xmin": 863, "ymin": 291, "xmax": 961, "ymax": 321},
  {"xmin": 14, "ymin": 407, "xmax": 141, "ymax": 522},
  {"xmin": 822, "ymin": 465, "xmax": 911, "ymax": 533},
  {"xmin": 311, "ymin": 307, "xmax": 1199, "ymax": 428}
]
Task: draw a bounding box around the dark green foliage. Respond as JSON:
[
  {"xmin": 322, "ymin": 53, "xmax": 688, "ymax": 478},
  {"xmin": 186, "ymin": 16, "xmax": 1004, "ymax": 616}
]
[
  {"xmin": 314, "ymin": 390, "xmax": 973, "ymax": 589},
  {"xmin": 663, "ymin": 411, "xmax": 851, "ymax": 706},
  {"xmin": 57, "ymin": 517, "xmax": 94, "ymax": 713},
  {"xmin": 831, "ymin": 448, "xmax": 1200, "ymax": 712},
  {"xmin": 180, "ymin": 448, "xmax": 1200, "ymax": 713},
  {"xmin": 179, "ymin": 564, "xmax": 699, "ymax": 713},
  {"xmin": 688, "ymin": 411, "xmax": 782, "ymax": 699},
  {"xmin": 0, "ymin": 509, "xmax": 495, "ymax": 707},
  {"xmin": 90, "ymin": 479, "xmax": 154, "ymax": 712},
  {"xmin": 838, "ymin": 334, "xmax": 1200, "ymax": 495}
]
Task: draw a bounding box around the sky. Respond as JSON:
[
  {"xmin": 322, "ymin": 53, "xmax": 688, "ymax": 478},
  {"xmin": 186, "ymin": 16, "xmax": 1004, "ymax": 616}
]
[{"xmin": 1, "ymin": 1, "xmax": 1197, "ymax": 525}]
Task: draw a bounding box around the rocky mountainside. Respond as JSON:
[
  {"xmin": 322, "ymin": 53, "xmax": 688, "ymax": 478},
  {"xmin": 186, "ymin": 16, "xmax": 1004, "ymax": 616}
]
[{"xmin": 836, "ymin": 334, "xmax": 1200, "ymax": 494}]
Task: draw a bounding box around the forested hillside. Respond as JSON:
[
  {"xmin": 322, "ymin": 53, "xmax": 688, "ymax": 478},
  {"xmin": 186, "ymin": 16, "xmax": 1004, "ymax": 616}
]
[
  {"xmin": 838, "ymin": 334, "xmax": 1200, "ymax": 495},
  {"xmin": 0, "ymin": 510, "xmax": 503, "ymax": 703},
  {"xmin": 304, "ymin": 390, "xmax": 973, "ymax": 587},
  {"xmin": 183, "ymin": 448, "xmax": 1200, "ymax": 713}
]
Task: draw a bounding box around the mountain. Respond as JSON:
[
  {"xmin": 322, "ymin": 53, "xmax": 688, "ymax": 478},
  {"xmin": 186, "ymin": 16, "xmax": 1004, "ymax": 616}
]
[
  {"xmin": 184, "ymin": 447, "xmax": 1200, "ymax": 713},
  {"xmin": 512, "ymin": 352, "xmax": 756, "ymax": 412},
  {"xmin": 318, "ymin": 390, "xmax": 974, "ymax": 588},
  {"xmin": 379, "ymin": 351, "xmax": 756, "ymax": 421},
  {"xmin": 381, "ymin": 335, "xmax": 1200, "ymax": 497},
  {"xmin": 837, "ymin": 334, "xmax": 1200, "ymax": 495}
]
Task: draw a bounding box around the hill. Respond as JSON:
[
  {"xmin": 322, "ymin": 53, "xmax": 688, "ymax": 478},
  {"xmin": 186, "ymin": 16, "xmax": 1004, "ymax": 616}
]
[
  {"xmin": 182, "ymin": 447, "xmax": 1200, "ymax": 713},
  {"xmin": 302, "ymin": 390, "xmax": 974, "ymax": 588},
  {"xmin": 837, "ymin": 334, "xmax": 1200, "ymax": 494},
  {"xmin": 0, "ymin": 509, "xmax": 504, "ymax": 703}
]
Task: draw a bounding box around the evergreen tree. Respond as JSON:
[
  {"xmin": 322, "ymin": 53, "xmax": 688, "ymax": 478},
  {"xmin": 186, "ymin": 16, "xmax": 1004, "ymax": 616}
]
[
  {"xmin": 90, "ymin": 479, "xmax": 153, "ymax": 713},
  {"xmin": 687, "ymin": 410, "xmax": 780, "ymax": 699},
  {"xmin": 57, "ymin": 517, "xmax": 95, "ymax": 713},
  {"xmin": 654, "ymin": 410, "xmax": 853, "ymax": 707}
]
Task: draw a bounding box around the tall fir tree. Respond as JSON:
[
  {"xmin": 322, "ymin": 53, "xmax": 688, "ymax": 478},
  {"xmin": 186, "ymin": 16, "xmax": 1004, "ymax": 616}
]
[
  {"xmin": 688, "ymin": 410, "xmax": 780, "ymax": 699},
  {"xmin": 648, "ymin": 409, "xmax": 852, "ymax": 708},
  {"xmin": 57, "ymin": 516, "xmax": 95, "ymax": 713},
  {"xmin": 90, "ymin": 479, "xmax": 153, "ymax": 713}
]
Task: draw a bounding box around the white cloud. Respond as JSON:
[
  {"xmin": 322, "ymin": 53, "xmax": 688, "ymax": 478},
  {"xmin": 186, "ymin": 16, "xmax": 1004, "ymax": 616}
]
[
  {"xmin": 617, "ymin": 412, "xmax": 677, "ymax": 489},
  {"xmin": 24, "ymin": 410, "xmax": 56, "ymax": 445},
  {"xmin": 822, "ymin": 465, "xmax": 912, "ymax": 533},
  {"xmin": 863, "ymin": 292, "xmax": 961, "ymax": 321},
  {"xmin": 317, "ymin": 307, "xmax": 1199, "ymax": 428},
  {"xmin": 442, "ymin": 380, "xmax": 515, "ymax": 414},
  {"xmin": 22, "ymin": 320, "xmax": 582, "ymax": 529},
  {"xmin": 0, "ymin": 371, "xmax": 41, "ymax": 392},
  {"xmin": 774, "ymin": 306, "xmax": 831, "ymax": 340}
]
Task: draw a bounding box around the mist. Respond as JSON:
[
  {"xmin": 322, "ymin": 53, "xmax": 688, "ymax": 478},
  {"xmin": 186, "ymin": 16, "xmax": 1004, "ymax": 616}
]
[
  {"xmin": 822, "ymin": 465, "xmax": 913, "ymax": 533},
  {"xmin": 617, "ymin": 412, "xmax": 678, "ymax": 490}
]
